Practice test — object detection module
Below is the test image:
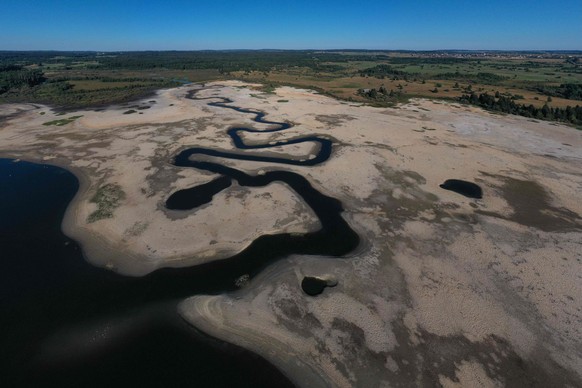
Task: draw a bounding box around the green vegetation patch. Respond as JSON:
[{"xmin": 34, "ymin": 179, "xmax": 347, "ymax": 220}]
[
  {"xmin": 258, "ymin": 83, "xmax": 277, "ymax": 94},
  {"xmin": 359, "ymin": 64, "xmax": 410, "ymax": 79},
  {"xmin": 0, "ymin": 65, "xmax": 45, "ymax": 93},
  {"xmin": 357, "ymin": 86, "xmax": 409, "ymax": 106},
  {"xmin": 42, "ymin": 115, "xmax": 83, "ymax": 126},
  {"xmin": 87, "ymin": 183, "xmax": 126, "ymax": 223},
  {"xmin": 277, "ymin": 99, "xmax": 289, "ymax": 103},
  {"xmin": 433, "ymin": 72, "xmax": 508, "ymax": 84}
]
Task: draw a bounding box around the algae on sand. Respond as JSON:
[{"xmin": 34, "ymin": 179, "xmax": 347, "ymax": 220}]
[{"xmin": 42, "ymin": 115, "xmax": 83, "ymax": 126}]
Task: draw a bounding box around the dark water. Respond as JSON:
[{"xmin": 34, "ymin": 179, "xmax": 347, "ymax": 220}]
[
  {"xmin": 167, "ymin": 175, "xmax": 232, "ymax": 210},
  {"xmin": 0, "ymin": 159, "xmax": 295, "ymax": 388},
  {"xmin": 439, "ymin": 179, "xmax": 483, "ymax": 199},
  {"xmin": 182, "ymin": 90, "xmax": 332, "ymax": 166},
  {"xmin": 167, "ymin": 89, "xmax": 358, "ymax": 260},
  {"xmin": 1, "ymin": 88, "xmax": 360, "ymax": 387},
  {"xmin": 301, "ymin": 277, "xmax": 328, "ymax": 296}
]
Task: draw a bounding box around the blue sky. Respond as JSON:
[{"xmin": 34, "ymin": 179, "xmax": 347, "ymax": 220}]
[{"xmin": 1, "ymin": 0, "xmax": 580, "ymax": 51}]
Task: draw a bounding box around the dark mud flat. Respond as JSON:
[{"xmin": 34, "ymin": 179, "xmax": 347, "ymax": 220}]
[
  {"xmin": 476, "ymin": 175, "xmax": 582, "ymax": 232},
  {"xmin": 0, "ymin": 159, "xmax": 294, "ymax": 388}
]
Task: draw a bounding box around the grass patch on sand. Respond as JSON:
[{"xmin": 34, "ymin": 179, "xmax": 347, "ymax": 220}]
[
  {"xmin": 43, "ymin": 115, "xmax": 83, "ymax": 126},
  {"xmin": 87, "ymin": 183, "xmax": 126, "ymax": 223}
]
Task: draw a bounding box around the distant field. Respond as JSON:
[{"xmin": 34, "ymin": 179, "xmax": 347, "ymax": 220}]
[
  {"xmin": 69, "ymin": 80, "xmax": 146, "ymax": 90},
  {"xmin": 0, "ymin": 59, "xmax": 222, "ymax": 108},
  {"xmin": 237, "ymin": 71, "xmax": 577, "ymax": 109},
  {"xmin": 1, "ymin": 50, "xmax": 580, "ymax": 124},
  {"xmin": 233, "ymin": 54, "xmax": 582, "ymax": 110}
]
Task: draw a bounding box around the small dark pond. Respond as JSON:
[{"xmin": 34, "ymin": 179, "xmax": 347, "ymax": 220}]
[
  {"xmin": 167, "ymin": 175, "xmax": 232, "ymax": 210},
  {"xmin": 439, "ymin": 179, "xmax": 483, "ymax": 199},
  {"xmin": 301, "ymin": 277, "xmax": 329, "ymax": 296}
]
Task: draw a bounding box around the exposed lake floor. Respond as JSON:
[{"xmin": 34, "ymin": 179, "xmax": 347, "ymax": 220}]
[{"xmin": 0, "ymin": 160, "xmax": 296, "ymax": 387}]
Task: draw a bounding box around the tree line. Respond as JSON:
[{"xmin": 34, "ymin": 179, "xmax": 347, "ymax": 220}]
[
  {"xmin": 434, "ymin": 71, "xmax": 507, "ymax": 84},
  {"xmin": 90, "ymin": 51, "xmax": 366, "ymax": 74},
  {"xmin": 459, "ymin": 92, "xmax": 582, "ymax": 126},
  {"xmin": 531, "ymin": 83, "xmax": 582, "ymax": 101},
  {"xmin": 0, "ymin": 65, "xmax": 45, "ymax": 93}
]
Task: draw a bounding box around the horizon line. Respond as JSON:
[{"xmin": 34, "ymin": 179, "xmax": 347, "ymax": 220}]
[{"xmin": 1, "ymin": 48, "xmax": 582, "ymax": 53}]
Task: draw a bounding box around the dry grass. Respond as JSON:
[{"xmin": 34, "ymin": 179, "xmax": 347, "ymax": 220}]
[{"xmin": 234, "ymin": 71, "xmax": 580, "ymax": 109}]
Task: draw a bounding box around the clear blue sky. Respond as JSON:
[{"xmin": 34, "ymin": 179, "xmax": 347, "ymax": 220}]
[{"xmin": 1, "ymin": 0, "xmax": 580, "ymax": 51}]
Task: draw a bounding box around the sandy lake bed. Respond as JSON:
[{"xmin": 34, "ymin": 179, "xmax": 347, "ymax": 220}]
[{"xmin": 1, "ymin": 81, "xmax": 581, "ymax": 387}]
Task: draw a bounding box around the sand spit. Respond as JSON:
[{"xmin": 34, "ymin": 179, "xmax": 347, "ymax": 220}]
[{"xmin": 2, "ymin": 81, "xmax": 582, "ymax": 386}]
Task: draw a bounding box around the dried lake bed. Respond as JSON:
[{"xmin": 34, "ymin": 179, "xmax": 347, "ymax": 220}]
[{"xmin": 1, "ymin": 81, "xmax": 581, "ymax": 387}]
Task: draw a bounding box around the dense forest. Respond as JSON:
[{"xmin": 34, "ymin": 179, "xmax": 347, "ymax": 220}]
[
  {"xmin": 0, "ymin": 50, "xmax": 395, "ymax": 75},
  {"xmin": 0, "ymin": 65, "xmax": 45, "ymax": 93},
  {"xmin": 531, "ymin": 83, "xmax": 582, "ymax": 100}
]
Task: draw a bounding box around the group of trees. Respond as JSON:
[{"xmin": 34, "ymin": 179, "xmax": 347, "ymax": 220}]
[
  {"xmin": 0, "ymin": 65, "xmax": 45, "ymax": 93},
  {"xmin": 460, "ymin": 92, "xmax": 582, "ymax": 125},
  {"xmin": 532, "ymin": 83, "xmax": 582, "ymax": 101},
  {"xmin": 357, "ymin": 86, "xmax": 402, "ymax": 101},
  {"xmin": 358, "ymin": 67, "xmax": 509, "ymax": 86}
]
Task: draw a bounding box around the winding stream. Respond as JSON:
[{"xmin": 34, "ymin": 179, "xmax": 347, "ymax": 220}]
[{"xmin": 0, "ymin": 85, "xmax": 359, "ymax": 386}]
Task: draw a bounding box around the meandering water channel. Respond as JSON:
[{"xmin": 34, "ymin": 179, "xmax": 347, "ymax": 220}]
[{"xmin": 0, "ymin": 86, "xmax": 359, "ymax": 386}]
